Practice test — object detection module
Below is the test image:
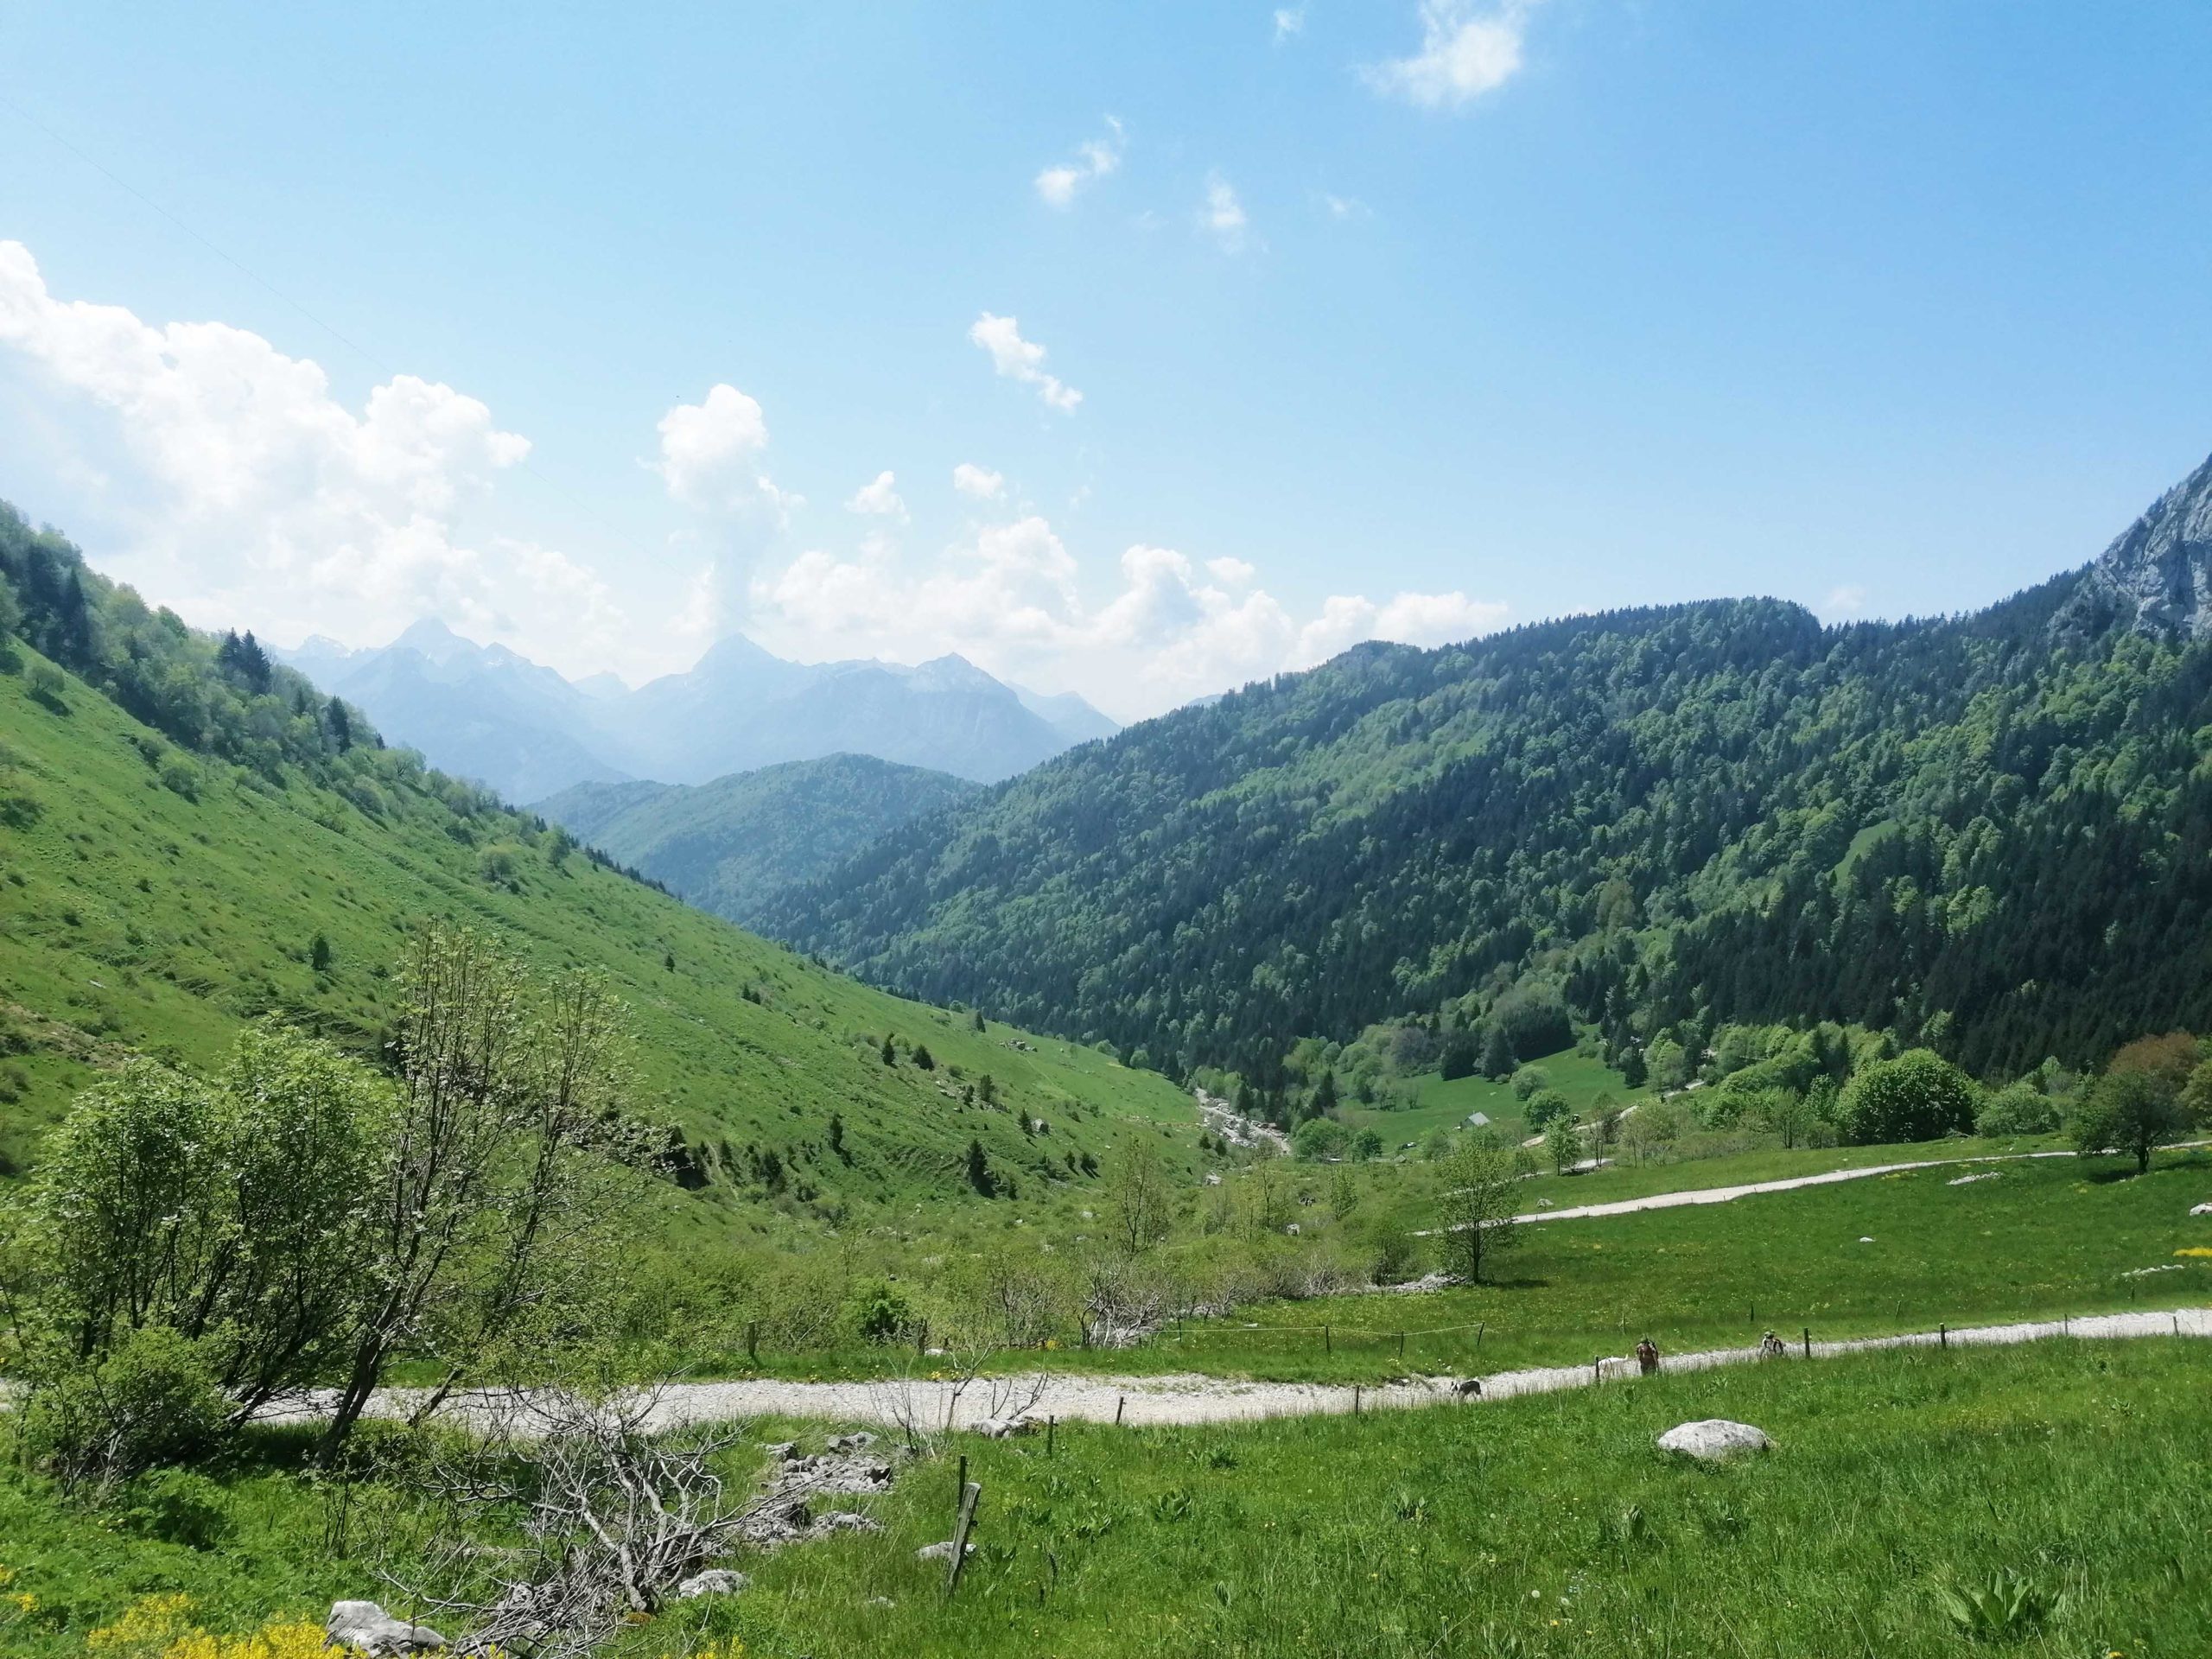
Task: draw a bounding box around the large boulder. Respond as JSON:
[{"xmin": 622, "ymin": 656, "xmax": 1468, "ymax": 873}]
[
  {"xmin": 1657, "ymin": 1420, "xmax": 1773, "ymax": 1461},
  {"xmin": 326, "ymin": 1601, "xmax": 446, "ymax": 1655}
]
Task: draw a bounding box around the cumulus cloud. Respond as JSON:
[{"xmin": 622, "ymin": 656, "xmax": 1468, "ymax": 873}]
[
  {"xmin": 746, "ymin": 510, "xmax": 1504, "ymax": 717},
  {"xmin": 0, "ymin": 237, "xmax": 637, "ymax": 675},
  {"xmin": 1034, "ymin": 118, "xmax": 1123, "ymax": 208},
  {"xmin": 654, "ymin": 383, "xmax": 796, "ymax": 518},
  {"xmin": 1273, "ymin": 7, "xmax": 1306, "ymax": 41},
  {"xmin": 952, "ymin": 461, "xmax": 1006, "ymax": 500},
  {"xmin": 846, "ymin": 469, "xmax": 906, "ymax": 518},
  {"xmin": 969, "ymin": 312, "xmax": 1082, "ymax": 412},
  {"xmin": 1819, "ymin": 584, "xmax": 1869, "ymax": 622},
  {"xmin": 1366, "ymin": 0, "xmax": 1541, "ymax": 109},
  {"xmin": 1200, "ymin": 174, "xmax": 1251, "ymax": 251}
]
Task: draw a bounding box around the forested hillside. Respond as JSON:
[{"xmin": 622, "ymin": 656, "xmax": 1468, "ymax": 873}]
[
  {"xmin": 768, "ymin": 454, "xmax": 2212, "ymax": 1085},
  {"xmin": 0, "ymin": 502, "xmax": 1197, "ymax": 1221},
  {"xmin": 537, "ymin": 753, "xmax": 980, "ymax": 923}
]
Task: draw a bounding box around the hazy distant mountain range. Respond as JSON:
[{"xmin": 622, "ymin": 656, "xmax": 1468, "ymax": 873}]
[{"xmin": 276, "ymin": 622, "xmax": 1116, "ymax": 802}]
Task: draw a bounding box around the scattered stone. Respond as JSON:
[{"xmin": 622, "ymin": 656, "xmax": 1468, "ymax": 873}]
[
  {"xmin": 866, "ymin": 1596, "xmax": 896, "ymax": 1609},
  {"xmin": 762, "ymin": 1440, "xmax": 798, "ymax": 1461},
  {"xmin": 827, "ymin": 1431, "xmax": 877, "ymax": 1452},
  {"xmin": 1948, "ymin": 1172, "xmax": 1999, "ymax": 1186},
  {"xmin": 815, "ymin": 1511, "xmax": 880, "ymax": 1534},
  {"xmin": 326, "ymin": 1601, "xmax": 447, "ymax": 1655},
  {"xmin": 917, "ymin": 1540, "xmax": 976, "ymax": 1562},
  {"xmin": 1657, "ymin": 1420, "xmax": 1773, "ymax": 1461},
  {"xmin": 1859, "ymin": 1236, "xmax": 1875, "ymax": 1243},
  {"xmin": 676, "ymin": 1569, "xmax": 750, "ymax": 1600},
  {"xmin": 970, "ymin": 1415, "xmax": 1033, "ymax": 1439}
]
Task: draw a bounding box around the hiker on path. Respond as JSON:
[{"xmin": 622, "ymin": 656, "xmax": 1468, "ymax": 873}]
[{"xmin": 1635, "ymin": 1337, "xmax": 1660, "ymax": 1376}]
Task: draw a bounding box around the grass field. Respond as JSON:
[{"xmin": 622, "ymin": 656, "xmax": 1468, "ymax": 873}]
[
  {"xmin": 690, "ymin": 1148, "xmax": 2212, "ymax": 1383},
  {"xmin": 6, "ymin": 1339, "xmax": 2206, "ymax": 1657},
  {"xmin": 0, "ymin": 649, "xmax": 1200, "ymax": 1232},
  {"xmin": 1338, "ymin": 1046, "xmax": 1649, "ymax": 1147}
]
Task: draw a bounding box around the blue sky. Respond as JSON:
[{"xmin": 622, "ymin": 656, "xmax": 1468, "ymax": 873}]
[{"xmin": 2, "ymin": 1, "xmax": 2209, "ymax": 718}]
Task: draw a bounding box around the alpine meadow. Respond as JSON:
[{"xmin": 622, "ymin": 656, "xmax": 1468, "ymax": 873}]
[{"xmin": 4, "ymin": 7, "xmax": 2212, "ymax": 1658}]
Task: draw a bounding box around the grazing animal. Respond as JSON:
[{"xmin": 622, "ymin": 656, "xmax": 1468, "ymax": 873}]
[{"xmin": 1452, "ymin": 1377, "xmax": 1483, "ymax": 1399}]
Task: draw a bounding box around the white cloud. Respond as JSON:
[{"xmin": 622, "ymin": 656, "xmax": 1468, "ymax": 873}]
[
  {"xmin": 1820, "ymin": 584, "xmax": 1869, "ymax": 622},
  {"xmin": 969, "ymin": 312, "xmax": 1083, "ymax": 412},
  {"xmin": 1034, "ymin": 118, "xmax": 1124, "ymax": 208},
  {"xmin": 1200, "ymin": 174, "xmax": 1251, "ymax": 251},
  {"xmin": 1319, "ymin": 192, "xmax": 1370, "ymax": 220},
  {"xmin": 1366, "ymin": 0, "xmax": 1541, "ymax": 109},
  {"xmin": 952, "ymin": 461, "xmax": 1006, "ymax": 500},
  {"xmin": 0, "ymin": 237, "xmax": 640, "ymax": 677},
  {"xmin": 846, "ymin": 469, "xmax": 906, "ymax": 518},
  {"xmin": 747, "ymin": 510, "xmax": 1503, "ymax": 718},
  {"xmin": 1291, "ymin": 590, "xmax": 1505, "ymax": 665},
  {"xmin": 1273, "ymin": 7, "xmax": 1306, "ymax": 41},
  {"xmin": 654, "ymin": 383, "xmax": 797, "ymax": 518}
]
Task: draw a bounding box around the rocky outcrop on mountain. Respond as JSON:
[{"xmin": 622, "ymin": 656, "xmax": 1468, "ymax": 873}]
[{"xmin": 2054, "ymin": 451, "xmax": 2212, "ymax": 644}]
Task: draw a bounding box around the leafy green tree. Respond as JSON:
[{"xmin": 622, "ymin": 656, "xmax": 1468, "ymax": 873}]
[
  {"xmin": 1292, "ymin": 1116, "xmax": 1351, "ymax": 1162},
  {"xmin": 1509, "ymin": 1064, "xmax": 1551, "ymax": 1103},
  {"xmin": 1523, "ymin": 1088, "xmax": 1572, "ymax": 1132},
  {"xmin": 1838, "ymin": 1049, "xmax": 1979, "ymax": 1145},
  {"xmin": 18, "ymin": 1025, "xmax": 386, "ymax": 1423},
  {"xmin": 1351, "ymin": 1127, "xmax": 1384, "ymax": 1160},
  {"xmin": 309, "ymin": 931, "xmax": 334, "ymax": 973},
  {"xmin": 964, "ymin": 1137, "xmax": 996, "ymax": 1197},
  {"xmin": 1975, "ymin": 1081, "xmax": 2059, "ymax": 1137},
  {"xmin": 2071, "ymin": 1068, "xmax": 2190, "ymax": 1174},
  {"xmin": 1543, "ymin": 1115, "xmax": 1583, "ymax": 1174},
  {"xmin": 1479, "ymin": 1024, "xmax": 1515, "ymax": 1081},
  {"xmin": 1435, "ymin": 1139, "xmax": 1523, "ymax": 1285}
]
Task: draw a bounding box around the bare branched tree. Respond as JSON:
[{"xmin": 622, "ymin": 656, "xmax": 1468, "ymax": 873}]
[
  {"xmin": 323, "ymin": 927, "xmax": 649, "ymax": 1459},
  {"xmin": 391, "ymin": 1385, "xmax": 760, "ymax": 1659}
]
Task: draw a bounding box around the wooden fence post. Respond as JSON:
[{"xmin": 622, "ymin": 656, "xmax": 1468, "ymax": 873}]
[
  {"xmin": 1046, "ymin": 1416, "xmax": 1056, "ymax": 1459},
  {"xmin": 1115, "ymin": 1395, "xmax": 1125, "ymax": 1427},
  {"xmin": 745, "ymin": 1320, "xmax": 760, "ymax": 1364},
  {"xmin": 1324, "ymin": 1324, "xmax": 1332, "ymax": 1354},
  {"xmin": 946, "ymin": 1481, "xmax": 982, "ymax": 1594},
  {"xmin": 1801, "ymin": 1326, "xmax": 1810, "ymax": 1360},
  {"xmin": 1396, "ymin": 1331, "xmax": 1405, "ymax": 1360},
  {"xmin": 1353, "ymin": 1385, "xmax": 1362, "ymax": 1415},
  {"xmin": 1939, "ymin": 1324, "xmax": 1948, "ymax": 1350},
  {"xmin": 954, "ymin": 1454, "xmax": 967, "ymax": 1524}
]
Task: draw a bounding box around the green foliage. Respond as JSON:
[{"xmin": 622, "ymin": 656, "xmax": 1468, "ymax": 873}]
[
  {"xmin": 843, "ymin": 1280, "xmax": 915, "ymax": 1344},
  {"xmin": 1508, "ymin": 1064, "xmax": 1549, "ymax": 1102},
  {"xmin": 537, "ymin": 754, "xmax": 982, "ymax": 924},
  {"xmin": 1839, "ymin": 1049, "xmax": 1979, "ymax": 1144},
  {"xmin": 1522, "ymin": 1087, "xmax": 1571, "ymax": 1131},
  {"xmin": 1975, "ymin": 1080, "xmax": 2060, "ymax": 1137},
  {"xmin": 1935, "ymin": 1566, "xmax": 2069, "ymax": 1642},
  {"xmin": 2071, "ymin": 1066, "xmax": 2190, "ymax": 1173},
  {"xmin": 770, "ymin": 550, "xmax": 2212, "ymax": 1090},
  {"xmin": 1290, "ymin": 1116, "xmax": 1349, "ymax": 1161},
  {"xmin": 21, "ymin": 1324, "xmax": 228, "ymax": 1495}
]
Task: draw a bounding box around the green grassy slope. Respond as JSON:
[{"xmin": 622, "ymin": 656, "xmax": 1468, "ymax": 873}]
[
  {"xmin": 535, "ymin": 753, "xmax": 981, "ymax": 925},
  {"xmin": 4, "ymin": 1341, "xmax": 2205, "ymax": 1657},
  {"xmin": 0, "ymin": 645, "xmax": 1196, "ymax": 1226}
]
